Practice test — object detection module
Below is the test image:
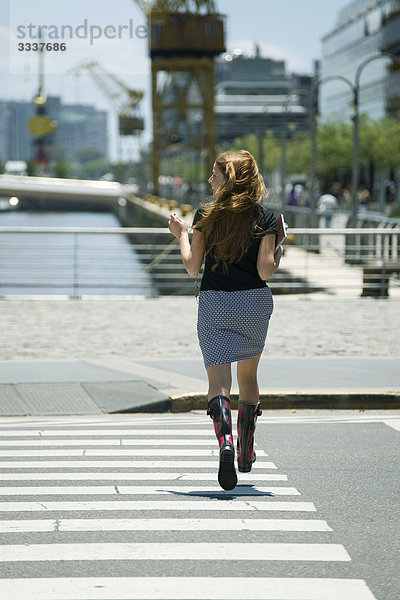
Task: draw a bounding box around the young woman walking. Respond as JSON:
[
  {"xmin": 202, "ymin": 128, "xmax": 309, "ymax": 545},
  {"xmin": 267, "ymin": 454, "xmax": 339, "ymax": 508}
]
[{"xmin": 168, "ymin": 150, "xmax": 282, "ymax": 491}]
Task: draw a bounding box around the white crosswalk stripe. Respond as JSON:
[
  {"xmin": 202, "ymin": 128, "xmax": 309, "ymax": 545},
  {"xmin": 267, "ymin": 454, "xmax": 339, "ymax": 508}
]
[
  {"xmin": 0, "ymin": 577, "xmax": 377, "ymax": 600},
  {"xmin": 0, "ymin": 518, "xmax": 333, "ymax": 533},
  {"xmin": 0, "ymin": 429, "xmax": 220, "ymax": 437},
  {"xmin": 0, "ymin": 500, "xmax": 317, "ymax": 512},
  {"xmin": 0, "ymin": 438, "xmax": 219, "ymax": 446},
  {"xmin": 0, "ymin": 542, "xmax": 351, "ymax": 562},
  {"xmin": 384, "ymin": 419, "xmax": 400, "ymax": 432},
  {"xmin": 0, "ymin": 448, "xmax": 269, "ymax": 456},
  {"xmin": 0, "ymin": 414, "xmax": 377, "ymax": 600}
]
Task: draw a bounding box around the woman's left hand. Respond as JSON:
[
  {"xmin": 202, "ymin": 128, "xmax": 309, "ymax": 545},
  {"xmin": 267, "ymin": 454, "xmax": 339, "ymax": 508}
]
[{"xmin": 169, "ymin": 213, "xmax": 188, "ymax": 239}]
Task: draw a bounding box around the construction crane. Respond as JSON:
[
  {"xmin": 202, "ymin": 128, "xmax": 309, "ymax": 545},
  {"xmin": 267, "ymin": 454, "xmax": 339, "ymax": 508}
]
[
  {"xmin": 132, "ymin": 0, "xmax": 225, "ymax": 194},
  {"xmin": 68, "ymin": 61, "xmax": 144, "ymax": 137},
  {"xmin": 29, "ymin": 34, "xmax": 57, "ymax": 170}
]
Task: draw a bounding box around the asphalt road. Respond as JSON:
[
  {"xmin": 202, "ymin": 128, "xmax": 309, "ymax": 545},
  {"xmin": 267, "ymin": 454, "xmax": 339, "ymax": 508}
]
[
  {"xmin": 255, "ymin": 412, "xmax": 400, "ymax": 600},
  {"xmin": 0, "ymin": 411, "xmax": 398, "ymax": 600}
]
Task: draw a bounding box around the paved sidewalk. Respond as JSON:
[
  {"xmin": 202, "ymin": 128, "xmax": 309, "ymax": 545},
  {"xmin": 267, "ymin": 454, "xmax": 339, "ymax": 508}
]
[
  {"xmin": 1, "ymin": 295, "xmax": 399, "ymax": 415},
  {"xmin": 0, "ymin": 356, "xmax": 399, "ymax": 416}
]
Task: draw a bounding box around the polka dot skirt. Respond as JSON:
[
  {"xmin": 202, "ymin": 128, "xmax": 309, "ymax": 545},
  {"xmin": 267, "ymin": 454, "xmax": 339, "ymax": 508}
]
[{"xmin": 197, "ymin": 287, "xmax": 274, "ymax": 368}]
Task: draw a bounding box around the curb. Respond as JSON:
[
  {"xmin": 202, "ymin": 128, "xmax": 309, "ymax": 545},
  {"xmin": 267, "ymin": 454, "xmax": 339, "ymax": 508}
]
[
  {"xmin": 168, "ymin": 392, "xmax": 400, "ymax": 413},
  {"xmin": 1, "ymin": 385, "xmax": 399, "ymax": 416}
]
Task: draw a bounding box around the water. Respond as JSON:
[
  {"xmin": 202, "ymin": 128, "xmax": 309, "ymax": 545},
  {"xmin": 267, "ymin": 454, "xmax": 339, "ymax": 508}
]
[{"xmin": 0, "ymin": 211, "xmax": 154, "ymax": 297}]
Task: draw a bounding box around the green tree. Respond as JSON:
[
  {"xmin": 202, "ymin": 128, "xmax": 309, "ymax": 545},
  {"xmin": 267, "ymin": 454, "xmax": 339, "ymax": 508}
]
[
  {"xmin": 315, "ymin": 116, "xmax": 400, "ymax": 188},
  {"xmin": 80, "ymin": 158, "xmax": 110, "ymax": 180},
  {"xmin": 53, "ymin": 160, "xmax": 73, "ymax": 178},
  {"xmin": 372, "ymin": 118, "xmax": 400, "ymax": 170},
  {"xmin": 287, "ymin": 132, "xmax": 311, "ymax": 176},
  {"xmin": 214, "ymin": 117, "xmax": 400, "ymax": 195},
  {"xmin": 262, "ymin": 135, "xmax": 281, "ymax": 173},
  {"xmin": 314, "ymin": 120, "xmax": 352, "ymax": 188}
]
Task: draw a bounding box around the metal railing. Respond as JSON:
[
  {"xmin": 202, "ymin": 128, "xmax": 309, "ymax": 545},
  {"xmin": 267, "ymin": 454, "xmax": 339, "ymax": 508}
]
[{"xmin": 0, "ymin": 226, "xmax": 399, "ymax": 298}]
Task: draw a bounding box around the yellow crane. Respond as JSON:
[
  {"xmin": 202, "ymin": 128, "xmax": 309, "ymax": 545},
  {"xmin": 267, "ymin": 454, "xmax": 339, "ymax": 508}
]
[
  {"xmin": 29, "ymin": 34, "xmax": 57, "ymax": 169},
  {"xmin": 67, "ymin": 61, "xmax": 144, "ymax": 137},
  {"xmin": 132, "ymin": 0, "xmax": 225, "ymax": 194}
]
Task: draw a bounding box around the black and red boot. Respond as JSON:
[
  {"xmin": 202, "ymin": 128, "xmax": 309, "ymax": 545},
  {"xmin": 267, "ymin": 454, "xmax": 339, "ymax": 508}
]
[
  {"xmin": 207, "ymin": 395, "xmax": 237, "ymax": 491},
  {"xmin": 237, "ymin": 401, "xmax": 262, "ymax": 473}
]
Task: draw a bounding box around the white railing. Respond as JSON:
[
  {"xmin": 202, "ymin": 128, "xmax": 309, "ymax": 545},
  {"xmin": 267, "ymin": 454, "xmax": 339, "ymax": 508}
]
[{"xmin": 0, "ymin": 227, "xmax": 399, "ymax": 298}]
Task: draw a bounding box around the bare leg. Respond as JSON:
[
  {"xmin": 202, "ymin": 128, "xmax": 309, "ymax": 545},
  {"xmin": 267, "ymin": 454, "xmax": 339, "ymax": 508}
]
[
  {"xmin": 206, "ymin": 362, "xmax": 232, "ymax": 401},
  {"xmin": 237, "ymin": 355, "xmax": 261, "ymax": 405}
]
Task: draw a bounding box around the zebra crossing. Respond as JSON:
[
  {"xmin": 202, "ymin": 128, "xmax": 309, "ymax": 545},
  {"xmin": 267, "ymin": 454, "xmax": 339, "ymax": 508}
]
[{"xmin": 0, "ymin": 413, "xmax": 377, "ymax": 599}]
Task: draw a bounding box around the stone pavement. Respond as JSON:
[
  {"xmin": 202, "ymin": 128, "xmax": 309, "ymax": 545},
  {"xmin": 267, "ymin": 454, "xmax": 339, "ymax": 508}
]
[{"xmin": 1, "ymin": 295, "xmax": 399, "ymax": 415}]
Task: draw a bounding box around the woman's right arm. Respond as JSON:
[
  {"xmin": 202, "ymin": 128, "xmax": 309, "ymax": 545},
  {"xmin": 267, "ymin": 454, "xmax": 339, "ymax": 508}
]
[
  {"xmin": 256, "ymin": 234, "xmax": 282, "ymax": 281},
  {"xmin": 169, "ymin": 214, "xmax": 205, "ymax": 276}
]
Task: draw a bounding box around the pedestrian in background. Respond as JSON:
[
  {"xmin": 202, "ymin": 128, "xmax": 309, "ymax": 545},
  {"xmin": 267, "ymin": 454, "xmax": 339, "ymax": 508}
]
[
  {"xmin": 168, "ymin": 150, "xmax": 282, "ymax": 490},
  {"xmin": 317, "ymin": 191, "xmax": 338, "ymax": 228},
  {"xmin": 357, "ymin": 183, "xmax": 371, "ymax": 213}
]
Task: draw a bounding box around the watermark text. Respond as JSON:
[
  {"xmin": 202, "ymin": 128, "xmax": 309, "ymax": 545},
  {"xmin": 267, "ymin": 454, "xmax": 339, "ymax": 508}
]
[{"xmin": 15, "ymin": 19, "xmax": 148, "ymax": 46}]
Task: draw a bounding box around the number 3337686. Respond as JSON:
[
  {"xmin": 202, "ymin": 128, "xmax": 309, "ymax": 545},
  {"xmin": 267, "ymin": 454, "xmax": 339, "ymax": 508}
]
[{"xmin": 18, "ymin": 43, "xmax": 67, "ymax": 51}]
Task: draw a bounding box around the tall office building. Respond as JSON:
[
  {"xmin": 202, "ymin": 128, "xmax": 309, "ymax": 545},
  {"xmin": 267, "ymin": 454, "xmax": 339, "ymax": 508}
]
[
  {"xmin": 320, "ymin": 0, "xmax": 400, "ymax": 119},
  {"xmin": 50, "ymin": 98, "xmax": 109, "ymax": 163},
  {"xmin": 0, "ymin": 101, "xmax": 9, "ymax": 163},
  {"xmin": 0, "ymin": 97, "xmax": 108, "ymax": 163},
  {"xmin": 0, "ymin": 100, "xmax": 35, "ymax": 162},
  {"xmin": 215, "ymin": 49, "xmax": 314, "ymax": 142}
]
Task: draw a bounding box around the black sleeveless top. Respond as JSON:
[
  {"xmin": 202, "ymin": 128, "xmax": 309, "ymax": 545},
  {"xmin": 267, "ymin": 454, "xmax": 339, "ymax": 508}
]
[{"xmin": 192, "ymin": 204, "xmax": 278, "ymax": 292}]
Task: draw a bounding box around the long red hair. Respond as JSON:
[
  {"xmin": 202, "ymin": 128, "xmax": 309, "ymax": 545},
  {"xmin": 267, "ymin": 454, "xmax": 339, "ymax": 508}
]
[{"xmin": 193, "ymin": 149, "xmax": 267, "ymax": 272}]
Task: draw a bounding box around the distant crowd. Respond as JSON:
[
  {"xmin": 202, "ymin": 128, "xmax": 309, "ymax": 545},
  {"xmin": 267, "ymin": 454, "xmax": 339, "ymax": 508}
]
[{"xmin": 284, "ymin": 179, "xmax": 397, "ymax": 212}]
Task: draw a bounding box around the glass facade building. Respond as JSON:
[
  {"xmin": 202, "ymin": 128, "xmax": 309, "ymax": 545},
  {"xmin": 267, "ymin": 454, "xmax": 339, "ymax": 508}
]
[
  {"xmin": 320, "ymin": 0, "xmax": 400, "ymax": 120},
  {"xmin": 214, "ymin": 51, "xmax": 314, "ymax": 142}
]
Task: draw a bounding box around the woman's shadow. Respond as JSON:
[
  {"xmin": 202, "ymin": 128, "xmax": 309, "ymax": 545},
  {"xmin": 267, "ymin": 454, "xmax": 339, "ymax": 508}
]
[{"xmin": 158, "ymin": 485, "xmax": 274, "ymax": 501}]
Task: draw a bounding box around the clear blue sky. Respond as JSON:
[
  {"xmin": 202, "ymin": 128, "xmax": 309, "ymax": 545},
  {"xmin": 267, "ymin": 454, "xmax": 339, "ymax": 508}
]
[
  {"xmin": 0, "ymin": 0, "xmax": 350, "ymax": 158},
  {"xmin": 217, "ymin": 0, "xmax": 349, "ymax": 73}
]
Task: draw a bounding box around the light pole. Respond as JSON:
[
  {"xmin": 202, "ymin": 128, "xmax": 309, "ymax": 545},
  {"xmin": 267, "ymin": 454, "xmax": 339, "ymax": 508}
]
[
  {"xmin": 349, "ymin": 53, "xmax": 400, "ymax": 226},
  {"xmin": 309, "ymin": 84, "xmax": 318, "ymax": 227},
  {"xmin": 311, "ymin": 75, "xmax": 356, "ymax": 227},
  {"xmin": 288, "ymin": 87, "xmax": 317, "ymax": 226},
  {"xmin": 261, "ymin": 102, "xmax": 288, "ymax": 210},
  {"xmin": 260, "ymin": 102, "xmax": 286, "ymax": 209},
  {"xmin": 280, "ymin": 109, "xmax": 288, "ymax": 211}
]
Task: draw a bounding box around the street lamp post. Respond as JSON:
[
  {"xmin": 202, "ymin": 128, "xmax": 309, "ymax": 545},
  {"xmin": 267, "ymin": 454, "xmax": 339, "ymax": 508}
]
[
  {"xmin": 280, "ymin": 119, "xmax": 288, "ymax": 211},
  {"xmin": 312, "ymin": 75, "xmax": 356, "ymax": 227},
  {"xmin": 309, "ymin": 85, "xmax": 318, "ymax": 227},
  {"xmin": 261, "ymin": 102, "xmax": 289, "ymax": 210},
  {"xmin": 349, "ymin": 53, "xmax": 400, "ymax": 226}
]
